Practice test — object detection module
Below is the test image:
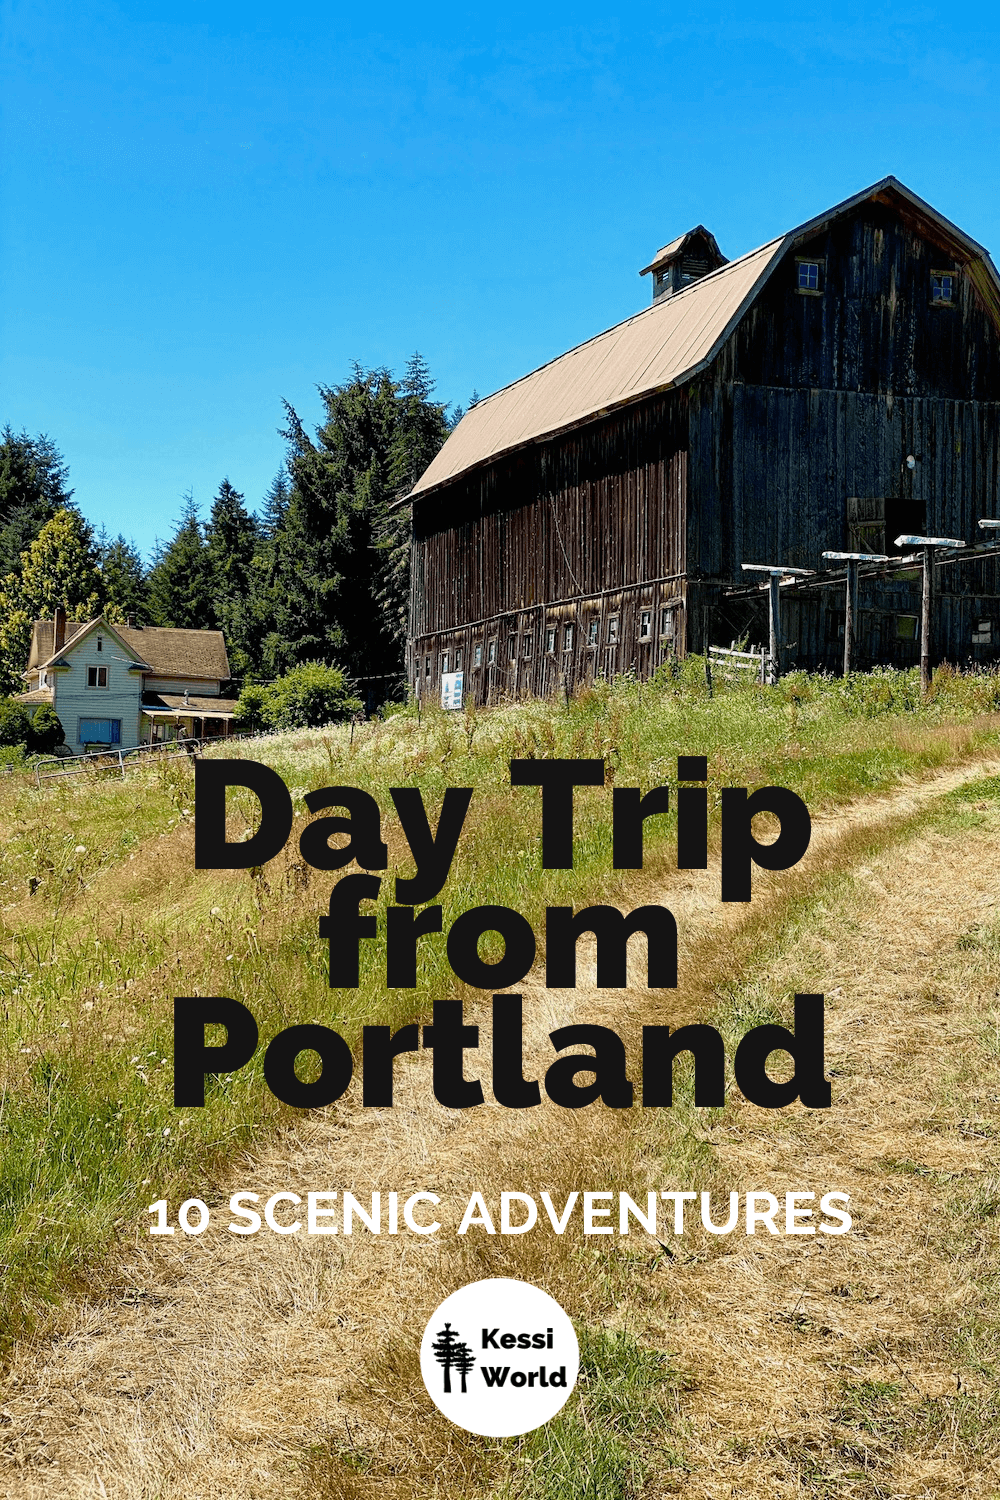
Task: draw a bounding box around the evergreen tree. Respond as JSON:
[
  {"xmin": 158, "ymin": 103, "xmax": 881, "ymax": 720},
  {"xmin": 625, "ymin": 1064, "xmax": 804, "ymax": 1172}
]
[
  {"xmin": 270, "ymin": 355, "xmax": 448, "ymax": 680},
  {"xmin": 379, "ymin": 353, "xmax": 450, "ymax": 650},
  {"xmin": 0, "ymin": 508, "xmax": 103, "ymax": 692},
  {"xmin": 206, "ymin": 479, "xmax": 258, "ymax": 598},
  {"xmin": 98, "ymin": 531, "xmax": 146, "ymax": 619},
  {"xmin": 260, "ymin": 470, "xmax": 291, "ymax": 537},
  {"xmin": 144, "ymin": 492, "xmax": 216, "ymax": 629},
  {"xmin": 0, "ymin": 427, "xmax": 74, "ymax": 578},
  {"xmin": 205, "ymin": 479, "xmax": 260, "ymax": 677}
]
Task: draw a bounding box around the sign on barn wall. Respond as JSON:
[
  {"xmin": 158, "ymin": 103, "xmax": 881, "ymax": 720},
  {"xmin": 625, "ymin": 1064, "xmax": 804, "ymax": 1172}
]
[{"xmin": 441, "ymin": 671, "xmax": 464, "ymax": 710}]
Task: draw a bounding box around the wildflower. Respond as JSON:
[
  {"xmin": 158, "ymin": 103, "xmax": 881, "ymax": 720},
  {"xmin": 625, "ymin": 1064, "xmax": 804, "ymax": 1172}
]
[{"xmin": 75, "ymin": 845, "xmax": 87, "ymax": 855}]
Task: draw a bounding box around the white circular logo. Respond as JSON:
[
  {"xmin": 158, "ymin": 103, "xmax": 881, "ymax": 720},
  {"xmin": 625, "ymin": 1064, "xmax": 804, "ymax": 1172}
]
[{"xmin": 420, "ymin": 1277, "xmax": 579, "ymax": 1436}]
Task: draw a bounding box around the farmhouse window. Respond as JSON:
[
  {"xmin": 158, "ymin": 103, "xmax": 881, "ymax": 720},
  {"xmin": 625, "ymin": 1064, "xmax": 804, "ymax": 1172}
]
[
  {"xmin": 546, "ymin": 626, "xmax": 557, "ymax": 653},
  {"xmin": 796, "ymin": 258, "xmax": 824, "ymax": 294},
  {"xmin": 522, "ymin": 634, "xmax": 533, "ymax": 658},
  {"xmin": 895, "ymin": 615, "xmax": 918, "ymax": 641},
  {"xmin": 639, "ymin": 610, "xmax": 652, "ymax": 640},
  {"xmin": 86, "ymin": 666, "xmax": 108, "ymax": 688},
  {"xmin": 973, "ymin": 619, "xmax": 992, "ymax": 645},
  {"xmin": 487, "ymin": 639, "xmax": 497, "ymax": 664},
  {"xmin": 96, "ymin": 636, "xmax": 103, "ymax": 651},
  {"xmin": 587, "ymin": 620, "xmax": 599, "ymax": 647},
  {"xmin": 474, "ymin": 643, "xmax": 483, "ymax": 667},
  {"xmin": 563, "ymin": 623, "xmax": 574, "ymax": 651},
  {"xmin": 78, "ymin": 718, "xmax": 120, "ymax": 745},
  {"xmin": 931, "ymin": 271, "xmax": 956, "ymax": 305}
]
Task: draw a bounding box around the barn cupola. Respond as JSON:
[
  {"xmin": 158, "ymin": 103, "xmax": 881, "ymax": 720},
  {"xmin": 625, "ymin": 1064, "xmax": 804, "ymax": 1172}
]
[{"xmin": 640, "ymin": 226, "xmax": 727, "ymax": 303}]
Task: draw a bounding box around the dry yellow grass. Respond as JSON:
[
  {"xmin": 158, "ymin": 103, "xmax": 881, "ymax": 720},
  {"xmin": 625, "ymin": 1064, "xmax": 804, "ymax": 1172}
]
[{"xmin": 2, "ymin": 757, "xmax": 1000, "ymax": 1497}]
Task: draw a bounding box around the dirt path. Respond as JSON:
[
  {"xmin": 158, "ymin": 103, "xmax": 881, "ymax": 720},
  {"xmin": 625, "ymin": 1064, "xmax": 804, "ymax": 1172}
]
[{"xmin": 2, "ymin": 758, "xmax": 1000, "ymax": 1499}]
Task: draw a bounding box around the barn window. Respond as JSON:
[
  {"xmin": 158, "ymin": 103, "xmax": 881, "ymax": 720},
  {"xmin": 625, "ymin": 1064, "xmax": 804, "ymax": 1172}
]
[
  {"xmin": 474, "ymin": 643, "xmax": 483, "ymax": 667},
  {"xmin": 424, "ymin": 656, "xmax": 431, "ymax": 677},
  {"xmin": 639, "ymin": 610, "xmax": 652, "ymax": 640},
  {"xmin": 563, "ymin": 623, "xmax": 574, "ymax": 651},
  {"xmin": 795, "ymin": 258, "xmax": 824, "ymax": 294},
  {"xmin": 587, "ymin": 620, "xmax": 599, "ymax": 647},
  {"xmin": 86, "ymin": 666, "xmax": 108, "ymax": 688},
  {"xmin": 522, "ymin": 634, "xmax": 533, "ymax": 658},
  {"xmin": 507, "ymin": 635, "xmax": 517, "ymax": 660},
  {"xmin": 440, "ymin": 652, "xmax": 449, "ymax": 674},
  {"xmin": 973, "ymin": 619, "xmax": 992, "ymax": 645},
  {"xmin": 607, "ymin": 616, "xmax": 619, "ymax": 643},
  {"xmin": 455, "ymin": 648, "xmax": 463, "ymax": 670},
  {"xmin": 546, "ymin": 626, "xmax": 557, "ymax": 653},
  {"xmin": 487, "ymin": 640, "xmax": 497, "ymax": 664},
  {"xmin": 661, "ymin": 608, "xmax": 676, "ymax": 640},
  {"xmin": 895, "ymin": 615, "xmax": 918, "ymax": 641},
  {"xmin": 931, "ymin": 271, "xmax": 956, "ymax": 305}
]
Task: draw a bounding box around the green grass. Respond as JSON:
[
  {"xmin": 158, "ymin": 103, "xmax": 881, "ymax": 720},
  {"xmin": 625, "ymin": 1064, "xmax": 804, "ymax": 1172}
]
[
  {"xmin": 2, "ymin": 661, "xmax": 1000, "ymax": 1349},
  {"xmin": 499, "ymin": 1326, "xmax": 689, "ymax": 1499}
]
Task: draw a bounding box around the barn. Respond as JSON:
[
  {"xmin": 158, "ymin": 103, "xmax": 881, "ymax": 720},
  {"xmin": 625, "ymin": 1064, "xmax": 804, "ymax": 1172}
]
[{"xmin": 406, "ymin": 177, "xmax": 1000, "ymax": 703}]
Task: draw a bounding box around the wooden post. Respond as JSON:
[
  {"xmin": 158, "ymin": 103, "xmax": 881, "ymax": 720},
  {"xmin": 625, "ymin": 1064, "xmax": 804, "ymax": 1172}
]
[
  {"xmin": 889, "ymin": 535, "xmax": 964, "ymax": 696},
  {"xmin": 768, "ymin": 573, "xmax": 781, "ymax": 683},
  {"xmin": 740, "ymin": 565, "xmax": 813, "ymax": 686},
  {"xmin": 843, "ymin": 559, "xmax": 858, "ymax": 676},
  {"xmin": 921, "ymin": 544, "xmax": 933, "ymax": 696}
]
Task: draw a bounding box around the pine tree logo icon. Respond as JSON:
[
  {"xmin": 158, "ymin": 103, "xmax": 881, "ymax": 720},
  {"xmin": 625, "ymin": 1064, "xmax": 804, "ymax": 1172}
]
[{"xmin": 430, "ymin": 1321, "xmax": 476, "ymax": 1394}]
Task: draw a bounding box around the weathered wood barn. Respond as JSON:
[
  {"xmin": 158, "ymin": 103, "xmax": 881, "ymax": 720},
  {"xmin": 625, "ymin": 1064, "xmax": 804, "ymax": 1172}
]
[{"xmin": 406, "ymin": 177, "xmax": 1000, "ymax": 702}]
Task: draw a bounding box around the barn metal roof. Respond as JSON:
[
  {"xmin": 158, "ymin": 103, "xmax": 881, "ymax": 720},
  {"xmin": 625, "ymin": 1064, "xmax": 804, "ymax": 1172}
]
[{"xmin": 409, "ymin": 177, "xmax": 1000, "ymax": 501}]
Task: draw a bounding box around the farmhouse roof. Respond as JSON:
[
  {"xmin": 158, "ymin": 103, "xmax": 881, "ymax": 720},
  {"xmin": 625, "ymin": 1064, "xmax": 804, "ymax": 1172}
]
[
  {"xmin": 409, "ymin": 177, "xmax": 1000, "ymax": 500},
  {"xmin": 142, "ymin": 693, "xmax": 238, "ymax": 717},
  {"xmin": 29, "ymin": 619, "xmax": 231, "ymax": 681}
]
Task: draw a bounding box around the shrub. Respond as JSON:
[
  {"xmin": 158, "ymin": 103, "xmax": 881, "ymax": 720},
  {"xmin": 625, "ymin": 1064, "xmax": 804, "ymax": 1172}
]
[
  {"xmin": 0, "ymin": 698, "xmax": 33, "ymax": 748},
  {"xmin": 232, "ymin": 682, "xmax": 270, "ymax": 736},
  {"xmin": 30, "ymin": 704, "xmax": 65, "ymax": 753},
  {"xmin": 235, "ymin": 663, "xmax": 362, "ymax": 734},
  {"xmin": 264, "ymin": 662, "xmax": 362, "ymax": 729}
]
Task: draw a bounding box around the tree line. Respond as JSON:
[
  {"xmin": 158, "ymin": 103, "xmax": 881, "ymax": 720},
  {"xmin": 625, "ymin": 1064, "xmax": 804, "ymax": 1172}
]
[{"xmin": 0, "ymin": 355, "xmax": 455, "ymax": 698}]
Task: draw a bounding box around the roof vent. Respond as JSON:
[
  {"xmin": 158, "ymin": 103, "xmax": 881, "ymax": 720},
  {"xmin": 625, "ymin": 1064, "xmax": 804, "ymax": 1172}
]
[{"xmin": 640, "ymin": 226, "xmax": 727, "ymax": 303}]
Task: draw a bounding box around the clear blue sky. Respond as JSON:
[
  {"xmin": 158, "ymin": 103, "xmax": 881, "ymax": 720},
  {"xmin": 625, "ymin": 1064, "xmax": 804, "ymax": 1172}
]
[{"xmin": 2, "ymin": 1, "xmax": 999, "ymax": 558}]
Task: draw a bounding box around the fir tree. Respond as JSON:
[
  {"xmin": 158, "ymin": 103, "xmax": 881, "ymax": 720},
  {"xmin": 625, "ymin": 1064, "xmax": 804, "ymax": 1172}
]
[
  {"xmin": 98, "ymin": 532, "xmax": 146, "ymax": 620},
  {"xmin": 271, "ymin": 355, "xmax": 448, "ymax": 681},
  {"xmin": 378, "ymin": 353, "xmax": 450, "ymax": 651},
  {"xmin": 205, "ymin": 479, "xmax": 260, "ymax": 676},
  {"xmin": 144, "ymin": 492, "xmax": 216, "ymax": 629}
]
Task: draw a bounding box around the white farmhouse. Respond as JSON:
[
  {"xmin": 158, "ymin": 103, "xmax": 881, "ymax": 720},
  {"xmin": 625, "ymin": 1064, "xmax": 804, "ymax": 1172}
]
[{"xmin": 17, "ymin": 606, "xmax": 237, "ymax": 752}]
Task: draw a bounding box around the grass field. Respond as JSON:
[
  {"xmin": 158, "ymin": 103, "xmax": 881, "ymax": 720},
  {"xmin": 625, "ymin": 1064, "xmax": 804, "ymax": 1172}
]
[{"xmin": 3, "ymin": 662, "xmax": 1000, "ymax": 1497}]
